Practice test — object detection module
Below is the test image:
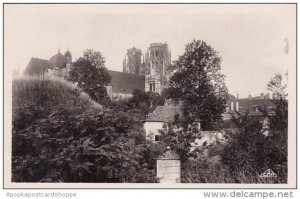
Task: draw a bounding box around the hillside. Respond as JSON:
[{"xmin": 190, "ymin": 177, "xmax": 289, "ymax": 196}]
[{"xmin": 12, "ymin": 79, "xmax": 157, "ymax": 182}]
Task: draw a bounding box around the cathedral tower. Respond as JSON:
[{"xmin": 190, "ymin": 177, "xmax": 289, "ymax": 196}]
[
  {"xmin": 144, "ymin": 43, "xmax": 171, "ymax": 94},
  {"xmin": 123, "ymin": 47, "xmax": 143, "ymax": 75}
]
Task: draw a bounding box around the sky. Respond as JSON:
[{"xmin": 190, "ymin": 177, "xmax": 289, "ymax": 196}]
[{"xmin": 4, "ymin": 4, "xmax": 296, "ymax": 98}]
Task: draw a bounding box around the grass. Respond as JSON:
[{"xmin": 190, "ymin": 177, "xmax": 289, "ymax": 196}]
[
  {"xmin": 12, "ymin": 77, "xmax": 103, "ymax": 130},
  {"xmin": 182, "ymin": 166, "xmax": 287, "ymax": 184}
]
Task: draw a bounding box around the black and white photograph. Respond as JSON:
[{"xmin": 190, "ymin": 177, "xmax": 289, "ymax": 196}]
[{"xmin": 3, "ymin": 3, "xmax": 296, "ymax": 189}]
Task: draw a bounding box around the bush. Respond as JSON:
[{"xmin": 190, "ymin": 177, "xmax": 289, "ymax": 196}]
[
  {"xmin": 12, "ymin": 79, "xmax": 158, "ymax": 182},
  {"xmin": 221, "ymin": 113, "xmax": 287, "ymax": 183}
]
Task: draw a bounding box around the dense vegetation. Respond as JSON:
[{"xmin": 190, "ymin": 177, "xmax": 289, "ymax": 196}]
[
  {"xmin": 165, "ymin": 40, "xmax": 228, "ymax": 130},
  {"xmin": 180, "ymin": 73, "xmax": 288, "ymax": 184},
  {"xmin": 68, "ymin": 49, "xmax": 111, "ymax": 105},
  {"xmin": 12, "ymin": 79, "xmax": 162, "ymax": 182},
  {"xmin": 12, "ymin": 43, "xmax": 288, "ymax": 184}
]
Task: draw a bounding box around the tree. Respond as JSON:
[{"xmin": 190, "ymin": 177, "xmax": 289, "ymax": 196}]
[
  {"xmin": 12, "ymin": 79, "xmax": 159, "ymax": 183},
  {"xmin": 83, "ymin": 49, "xmax": 106, "ymax": 69},
  {"xmin": 167, "ymin": 40, "xmax": 228, "ymax": 130},
  {"xmin": 158, "ymin": 121, "xmax": 201, "ymax": 164},
  {"xmin": 68, "ymin": 50, "xmax": 111, "ymax": 104},
  {"xmin": 126, "ymin": 89, "xmax": 165, "ymax": 115},
  {"xmin": 267, "ymin": 73, "xmax": 288, "ymax": 131},
  {"xmin": 267, "ymin": 73, "xmax": 287, "ymax": 101},
  {"xmin": 147, "ymin": 91, "xmax": 165, "ymax": 112},
  {"xmin": 221, "ymin": 73, "xmax": 289, "ymax": 183}
]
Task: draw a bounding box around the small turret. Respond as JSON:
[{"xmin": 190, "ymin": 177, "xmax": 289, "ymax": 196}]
[{"xmin": 64, "ymin": 49, "xmax": 72, "ymax": 64}]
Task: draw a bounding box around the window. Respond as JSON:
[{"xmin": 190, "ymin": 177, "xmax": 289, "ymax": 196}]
[
  {"xmin": 155, "ymin": 135, "xmax": 160, "ymax": 142},
  {"xmin": 155, "ymin": 51, "xmax": 158, "ymax": 56},
  {"xmin": 150, "ymin": 83, "xmax": 152, "ymax": 91},
  {"xmin": 153, "ymin": 83, "xmax": 155, "ymax": 91}
]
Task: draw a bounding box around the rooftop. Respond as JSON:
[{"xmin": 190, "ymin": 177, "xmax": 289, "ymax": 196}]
[
  {"xmin": 145, "ymin": 105, "xmax": 182, "ymax": 122},
  {"xmin": 48, "ymin": 52, "xmax": 68, "ymax": 69},
  {"xmin": 24, "ymin": 57, "xmax": 48, "ymax": 75}
]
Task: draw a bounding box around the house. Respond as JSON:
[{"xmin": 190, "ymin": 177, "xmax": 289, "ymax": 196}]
[{"xmin": 144, "ymin": 104, "xmax": 182, "ymax": 141}]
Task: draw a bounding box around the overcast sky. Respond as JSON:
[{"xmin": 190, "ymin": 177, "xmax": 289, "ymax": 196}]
[{"xmin": 4, "ymin": 4, "xmax": 296, "ymax": 98}]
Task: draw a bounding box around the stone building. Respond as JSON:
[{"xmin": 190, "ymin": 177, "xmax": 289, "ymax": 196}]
[
  {"xmin": 225, "ymin": 92, "xmax": 275, "ymax": 114},
  {"xmin": 106, "ymin": 70, "xmax": 145, "ymax": 100},
  {"xmin": 25, "ymin": 42, "xmax": 172, "ymax": 100},
  {"xmin": 122, "ymin": 43, "xmax": 172, "ymax": 95},
  {"xmin": 24, "ymin": 58, "xmax": 49, "ymax": 77},
  {"xmin": 123, "ymin": 47, "xmax": 143, "ymax": 75},
  {"xmin": 144, "ymin": 43, "xmax": 172, "ymax": 94},
  {"xmin": 47, "ymin": 49, "xmax": 73, "ymax": 78},
  {"xmin": 144, "ymin": 104, "xmax": 182, "ymax": 142},
  {"xmin": 24, "ymin": 49, "xmax": 73, "ymax": 79},
  {"xmin": 143, "ymin": 102, "xmax": 224, "ymax": 146}
]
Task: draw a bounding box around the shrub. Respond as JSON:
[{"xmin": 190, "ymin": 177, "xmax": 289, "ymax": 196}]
[
  {"xmin": 12, "ymin": 79, "xmax": 158, "ymax": 182},
  {"xmin": 221, "ymin": 113, "xmax": 287, "ymax": 183}
]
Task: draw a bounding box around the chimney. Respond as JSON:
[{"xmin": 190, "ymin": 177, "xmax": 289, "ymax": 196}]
[
  {"xmin": 231, "ymin": 102, "xmax": 234, "ymax": 111},
  {"xmin": 236, "ymin": 101, "xmax": 239, "ymax": 111}
]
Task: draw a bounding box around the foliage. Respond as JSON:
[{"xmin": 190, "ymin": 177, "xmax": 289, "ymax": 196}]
[
  {"xmin": 158, "ymin": 121, "xmax": 201, "ymax": 164},
  {"xmin": 221, "ymin": 83, "xmax": 288, "ymax": 183},
  {"xmin": 68, "ymin": 50, "xmax": 111, "ymax": 104},
  {"xmin": 267, "ymin": 73, "xmax": 288, "ymax": 100},
  {"xmin": 83, "ymin": 49, "xmax": 106, "ymax": 69},
  {"xmin": 166, "ymin": 40, "xmax": 228, "ymax": 130},
  {"xmin": 109, "ymin": 89, "xmax": 165, "ymax": 117},
  {"xmin": 12, "ymin": 79, "xmax": 158, "ymax": 182},
  {"xmin": 267, "ymin": 73, "xmax": 288, "ymax": 132}
]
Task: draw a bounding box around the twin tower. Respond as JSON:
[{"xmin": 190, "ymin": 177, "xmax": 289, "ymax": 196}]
[{"xmin": 122, "ymin": 43, "xmax": 172, "ymax": 94}]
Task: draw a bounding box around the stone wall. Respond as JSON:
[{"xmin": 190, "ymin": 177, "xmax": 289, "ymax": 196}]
[{"xmin": 157, "ymin": 159, "xmax": 181, "ymax": 183}]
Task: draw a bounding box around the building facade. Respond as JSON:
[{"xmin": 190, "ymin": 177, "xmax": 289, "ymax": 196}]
[
  {"xmin": 122, "ymin": 43, "xmax": 172, "ymax": 95},
  {"xmin": 24, "ymin": 49, "xmax": 73, "ymax": 79},
  {"xmin": 123, "ymin": 47, "xmax": 143, "ymax": 75},
  {"xmin": 25, "ymin": 42, "xmax": 172, "ymax": 100},
  {"xmin": 144, "ymin": 43, "xmax": 172, "ymax": 94}
]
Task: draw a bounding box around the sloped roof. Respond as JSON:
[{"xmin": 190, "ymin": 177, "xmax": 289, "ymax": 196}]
[
  {"xmin": 48, "ymin": 52, "xmax": 68, "ymax": 69},
  {"xmin": 108, "ymin": 70, "xmax": 145, "ymax": 94},
  {"xmin": 145, "ymin": 105, "xmax": 182, "ymax": 122},
  {"xmin": 238, "ymin": 98, "xmax": 274, "ymax": 111},
  {"xmin": 24, "ymin": 58, "xmax": 49, "ymax": 75}
]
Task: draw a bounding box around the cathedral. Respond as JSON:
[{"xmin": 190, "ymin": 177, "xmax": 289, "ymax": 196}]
[
  {"xmin": 24, "ymin": 42, "xmax": 172, "ymax": 100},
  {"xmin": 123, "ymin": 43, "xmax": 172, "ymax": 94}
]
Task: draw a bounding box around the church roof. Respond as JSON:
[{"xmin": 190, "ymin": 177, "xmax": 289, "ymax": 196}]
[
  {"xmin": 108, "ymin": 70, "xmax": 145, "ymax": 94},
  {"xmin": 48, "ymin": 51, "xmax": 68, "ymax": 69},
  {"xmin": 24, "ymin": 57, "xmax": 48, "ymax": 75}
]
